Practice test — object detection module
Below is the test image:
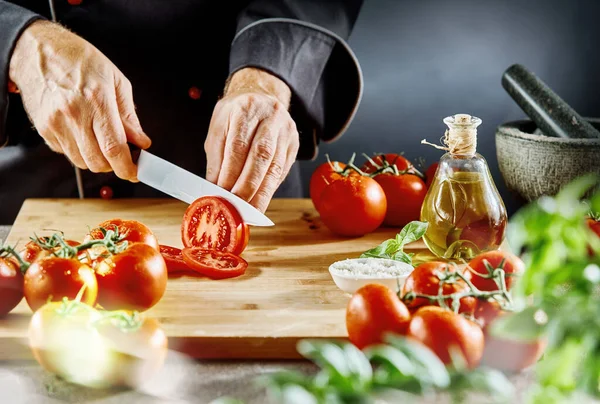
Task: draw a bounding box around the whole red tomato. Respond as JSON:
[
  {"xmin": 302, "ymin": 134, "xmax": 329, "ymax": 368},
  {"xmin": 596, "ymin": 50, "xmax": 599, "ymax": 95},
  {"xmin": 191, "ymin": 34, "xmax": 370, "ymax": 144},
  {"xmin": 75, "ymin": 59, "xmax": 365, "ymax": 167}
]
[
  {"xmin": 346, "ymin": 283, "xmax": 411, "ymax": 350},
  {"xmin": 425, "ymin": 162, "xmax": 439, "ymax": 188},
  {"xmin": 361, "ymin": 153, "xmax": 414, "ymax": 174},
  {"xmin": 466, "ymin": 250, "xmax": 525, "ymax": 292},
  {"xmin": 309, "ymin": 161, "xmax": 357, "ymax": 212},
  {"xmin": 20, "ymin": 238, "xmax": 80, "ymax": 265},
  {"xmin": 407, "ymin": 305, "xmax": 484, "ymax": 369},
  {"xmin": 374, "ymin": 173, "xmax": 427, "ymax": 227},
  {"xmin": 87, "ymin": 219, "xmax": 159, "ymax": 250},
  {"xmin": 401, "ymin": 261, "xmax": 477, "ymax": 314},
  {"xmin": 476, "ymin": 301, "xmax": 546, "ymax": 372},
  {"xmin": 318, "ymin": 176, "xmax": 387, "ymax": 237},
  {"xmin": 0, "ymin": 257, "xmax": 24, "ymax": 317},
  {"xmin": 94, "ymin": 243, "xmax": 167, "ymax": 311},
  {"xmin": 24, "ymin": 257, "xmax": 98, "ymax": 312}
]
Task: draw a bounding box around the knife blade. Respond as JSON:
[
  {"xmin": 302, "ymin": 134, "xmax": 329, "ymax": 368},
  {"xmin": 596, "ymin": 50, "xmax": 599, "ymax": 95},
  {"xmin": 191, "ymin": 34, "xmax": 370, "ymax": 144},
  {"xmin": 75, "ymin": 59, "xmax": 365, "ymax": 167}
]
[{"xmin": 135, "ymin": 149, "xmax": 274, "ymax": 227}]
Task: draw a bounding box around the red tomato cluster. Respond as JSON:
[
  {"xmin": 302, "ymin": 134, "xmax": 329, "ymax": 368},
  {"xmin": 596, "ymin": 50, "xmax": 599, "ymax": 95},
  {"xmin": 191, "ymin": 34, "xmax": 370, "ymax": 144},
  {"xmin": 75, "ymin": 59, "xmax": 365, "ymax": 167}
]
[
  {"xmin": 309, "ymin": 153, "xmax": 438, "ymax": 236},
  {"xmin": 160, "ymin": 195, "xmax": 249, "ymax": 280},
  {"xmin": 345, "ymin": 250, "xmax": 546, "ymax": 372}
]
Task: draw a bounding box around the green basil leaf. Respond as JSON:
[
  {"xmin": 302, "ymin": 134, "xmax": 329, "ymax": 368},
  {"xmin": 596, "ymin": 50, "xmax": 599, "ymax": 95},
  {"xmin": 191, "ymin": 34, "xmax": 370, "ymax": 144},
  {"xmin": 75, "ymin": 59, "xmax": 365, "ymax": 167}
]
[
  {"xmin": 488, "ymin": 306, "xmax": 547, "ymax": 341},
  {"xmin": 448, "ymin": 367, "xmax": 515, "ymax": 403},
  {"xmin": 384, "ymin": 335, "xmax": 450, "ymax": 389},
  {"xmin": 395, "ymin": 221, "xmax": 428, "ymax": 246},
  {"xmin": 364, "ymin": 345, "xmax": 415, "ymax": 378},
  {"xmin": 360, "ymin": 239, "xmax": 399, "ymax": 259},
  {"xmin": 342, "ymin": 343, "xmax": 373, "ymax": 387},
  {"xmin": 209, "ymin": 398, "xmax": 245, "ymax": 404},
  {"xmin": 280, "ymin": 385, "xmax": 319, "ymax": 404},
  {"xmin": 297, "ymin": 340, "xmax": 350, "ymax": 378},
  {"xmin": 391, "ymin": 250, "xmax": 413, "ymax": 265}
]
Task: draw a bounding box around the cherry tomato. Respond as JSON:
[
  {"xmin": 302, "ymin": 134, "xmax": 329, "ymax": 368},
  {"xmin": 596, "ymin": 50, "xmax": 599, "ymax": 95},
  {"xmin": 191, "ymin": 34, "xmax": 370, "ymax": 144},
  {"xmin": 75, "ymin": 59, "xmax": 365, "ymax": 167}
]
[
  {"xmin": 95, "ymin": 243, "xmax": 167, "ymax": 311},
  {"xmin": 24, "ymin": 257, "xmax": 98, "ymax": 312},
  {"xmin": 87, "ymin": 219, "xmax": 159, "ymax": 250},
  {"xmin": 0, "ymin": 257, "xmax": 24, "ymax": 317},
  {"xmin": 346, "ymin": 283, "xmax": 411, "ymax": 350},
  {"xmin": 401, "ymin": 261, "xmax": 477, "ymax": 314},
  {"xmin": 425, "ymin": 162, "xmax": 439, "ymax": 188},
  {"xmin": 466, "ymin": 250, "xmax": 525, "ymax": 292},
  {"xmin": 374, "ymin": 173, "xmax": 427, "ymax": 227},
  {"xmin": 20, "ymin": 238, "xmax": 80, "ymax": 265},
  {"xmin": 28, "ymin": 300, "xmax": 168, "ymax": 389},
  {"xmin": 318, "ymin": 176, "xmax": 387, "ymax": 237},
  {"xmin": 407, "ymin": 305, "xmax": 484, "ymax": 369},
  {"xmin": 309, "ymin": 161, "xmax": 357, "ymax": 212},
  {"xmin": 361, "ymin": 153, "xmax": 414, "ymax": 174},
  {"xmin": 181, "ymin": 247, "xmax": 248, "ymax": 279},
  {"xmin": 181, "ymin": 196, "xmax": 249, "ymax": 255},
  {"xmin": 587, "ymin": 217, "xmax": 600, "ymax": 255},
  {"xmin": 159, "ymin": 245, "xmax": 190, "ymax": 273},
  {"xmin": 476, "ymin": 301, "xmax": 546, "ymax": 372}
]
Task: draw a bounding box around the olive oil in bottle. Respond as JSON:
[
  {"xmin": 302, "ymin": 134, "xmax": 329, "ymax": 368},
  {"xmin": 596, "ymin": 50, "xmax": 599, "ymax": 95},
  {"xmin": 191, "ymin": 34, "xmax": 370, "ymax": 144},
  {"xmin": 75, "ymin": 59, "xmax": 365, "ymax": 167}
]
[{"xmin": 420, "ymin": 114, "xmax": 507, "ymax": 261}]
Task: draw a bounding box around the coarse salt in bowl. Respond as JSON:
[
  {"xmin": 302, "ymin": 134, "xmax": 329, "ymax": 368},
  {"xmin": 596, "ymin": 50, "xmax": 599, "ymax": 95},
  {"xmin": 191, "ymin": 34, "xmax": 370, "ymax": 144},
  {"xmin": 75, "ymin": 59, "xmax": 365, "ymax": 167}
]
[{"xmin": 328, "ymin": 258, "xmax": 414, "ymax": 295}]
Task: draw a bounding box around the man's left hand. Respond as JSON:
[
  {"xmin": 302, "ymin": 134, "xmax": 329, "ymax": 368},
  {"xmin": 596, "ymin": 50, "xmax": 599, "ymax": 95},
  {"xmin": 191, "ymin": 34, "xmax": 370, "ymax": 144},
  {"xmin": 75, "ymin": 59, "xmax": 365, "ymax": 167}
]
[{"xmin": 204, "ymin": 67, "xmax": 300, "ymax": 213}]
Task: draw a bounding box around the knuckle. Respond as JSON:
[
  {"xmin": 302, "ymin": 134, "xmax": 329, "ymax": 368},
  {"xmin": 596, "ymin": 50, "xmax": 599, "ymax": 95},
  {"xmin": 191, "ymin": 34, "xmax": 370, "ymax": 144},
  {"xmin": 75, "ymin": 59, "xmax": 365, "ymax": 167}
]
[
  {"xmin": 100, "ymin": 138, "xmax": 124, "ymax": 159},
  {"xmin": 269, "ymin": 160, "xmax": 285, "ymax": 178},
  {"xmin": 231, "ymin": 136, "xmax": 250, "ymax": 152},
  {"xmin": 83, "ymin": 85, "xmax": 104, "ymax": 100},
  {"xmin": 254, "ymin": 140, "xmax": 275, "ymax": 162}
]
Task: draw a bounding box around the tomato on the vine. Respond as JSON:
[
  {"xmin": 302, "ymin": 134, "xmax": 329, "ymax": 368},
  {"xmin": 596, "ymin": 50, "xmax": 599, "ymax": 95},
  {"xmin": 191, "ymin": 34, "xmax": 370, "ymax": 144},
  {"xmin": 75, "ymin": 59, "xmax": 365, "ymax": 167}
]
[
  {"xmin": 318, "ymin": 175, "xmax": 387, "ymax": 237},
  {"xmin": 588, "ymin": 217, "xmax": 600, "ymax": 238},
  {"xmin": 425, "ymin": 162, "xmax": 439, "ymax": 188},
  {"xmin": 20, "ymin": 238, "xmax": 80, "ymax": 264},
  {"xmin": 159, "ymin": 245, "xmax": 190, "ymax": 273},
  {"xmin": 346, "ymin": 283, "xmax": 411, "ymax": 350},
  {"xmin": 374, "ymin": 173, "xmax": 427, "ymax": 227},
  {"xmin": 0, "ymin": 257, "xmax": 24, "ymax": 317},
  {"xmin": 407, "ymin": 305, "xmax": 484, "ymax": 369},
  {"xmin": 361, "ymin": 153, "xmax": 414, "ymax": 174},
  {"xmin": 28, "ymin": 300, "xmax": 168, "ymax": 389},
  {"xmin": 87, "ymin": 219, "xmax": 159, "ymax": 250},
  {"xmin": 401, "ymin": 261, "xmax": 477, "ymax": 314},
  {"xmin": 181, "ymin": 247, "xmax": 248, "ymax": 279},
  {"xmin": 24, "ymin": 257, "xmax": 98, "ymax": 312},
  {"xmin": 466, "ymin": 250, "xmax": 525, "ymax": 292},
  {"xmin": 475, "ymin": 300, "xmax": 546, "ymax": 372},
  {"xmin": 181, "ymin": 196, "xmax": 249, "ymax": 255},
  {"xmin": 95, "ymin": 243, "xmax": 167, "ymax": 311},
  {"xmin": 309, "ymin": 161, "xmax": 358, "ymax": 212}
]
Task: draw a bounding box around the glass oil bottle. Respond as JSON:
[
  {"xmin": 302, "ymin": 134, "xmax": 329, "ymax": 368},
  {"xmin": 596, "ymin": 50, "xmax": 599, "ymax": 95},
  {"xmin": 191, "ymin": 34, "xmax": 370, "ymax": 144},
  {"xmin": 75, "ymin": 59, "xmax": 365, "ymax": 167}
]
[{"xmin": 420, "ymin": 114, "xmax": 507, "ymax": 261}]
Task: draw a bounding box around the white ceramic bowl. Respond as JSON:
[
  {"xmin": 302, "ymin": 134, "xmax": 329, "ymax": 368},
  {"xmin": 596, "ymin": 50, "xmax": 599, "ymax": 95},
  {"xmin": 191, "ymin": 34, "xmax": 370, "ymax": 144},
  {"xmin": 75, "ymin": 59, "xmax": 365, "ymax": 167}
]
[{"xmin": 328, "ymin": 258, "xmax": 414, "ymax": 295}]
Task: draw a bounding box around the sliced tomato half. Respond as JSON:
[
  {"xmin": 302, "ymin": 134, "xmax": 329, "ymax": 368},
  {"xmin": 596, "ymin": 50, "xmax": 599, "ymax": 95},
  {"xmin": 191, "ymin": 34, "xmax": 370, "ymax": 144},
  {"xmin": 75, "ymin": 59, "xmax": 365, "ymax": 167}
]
[
  {"xmin": 181, "ymin": 248, "xmax": 248, "ymax": 280},
  {"xmin": 181, "ymin": 196, "xmax": 249, "ymax": 255},
  {"xmin": 159, "ymin": 245, "xmax": 190, "ymax": 273}
]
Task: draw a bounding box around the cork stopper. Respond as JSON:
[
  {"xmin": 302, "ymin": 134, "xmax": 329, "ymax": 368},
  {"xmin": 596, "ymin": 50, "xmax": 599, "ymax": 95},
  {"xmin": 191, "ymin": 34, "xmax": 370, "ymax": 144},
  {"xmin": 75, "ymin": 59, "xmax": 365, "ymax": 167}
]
[{"xmin": 422, "ymin": 113, "xmax": 481, "ymax": 156}]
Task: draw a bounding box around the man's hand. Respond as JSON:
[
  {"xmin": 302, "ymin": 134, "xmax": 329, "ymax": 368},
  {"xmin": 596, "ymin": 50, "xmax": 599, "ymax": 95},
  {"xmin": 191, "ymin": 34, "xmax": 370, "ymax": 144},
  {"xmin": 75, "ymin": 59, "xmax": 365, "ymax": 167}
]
[
  {"xmin": 9, "ymin": 20, "xmax": 150, "ymax": 181},
  {"xmin": 205, "ymin": 67, "xmax": 300, "ymax": 213}
]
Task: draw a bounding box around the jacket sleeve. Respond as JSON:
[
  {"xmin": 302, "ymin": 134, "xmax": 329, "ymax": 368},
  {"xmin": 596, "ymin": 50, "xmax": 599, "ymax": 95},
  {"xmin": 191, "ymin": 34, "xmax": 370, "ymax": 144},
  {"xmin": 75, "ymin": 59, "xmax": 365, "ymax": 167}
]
[
  {"xmin": 229, "ymin": 0, "xmax": 364, "ymax": 160},
  {"xmin": 0, "ymin": 1, "xmax": 47, "ymax": 148}
]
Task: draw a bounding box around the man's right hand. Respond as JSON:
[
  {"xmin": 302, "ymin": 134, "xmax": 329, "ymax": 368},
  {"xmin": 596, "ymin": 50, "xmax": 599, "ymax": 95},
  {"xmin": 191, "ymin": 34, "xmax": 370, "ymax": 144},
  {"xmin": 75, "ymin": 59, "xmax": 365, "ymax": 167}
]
[{"xmin": 8, "ymin": 20, "xmax": 150, "ymax": 181}]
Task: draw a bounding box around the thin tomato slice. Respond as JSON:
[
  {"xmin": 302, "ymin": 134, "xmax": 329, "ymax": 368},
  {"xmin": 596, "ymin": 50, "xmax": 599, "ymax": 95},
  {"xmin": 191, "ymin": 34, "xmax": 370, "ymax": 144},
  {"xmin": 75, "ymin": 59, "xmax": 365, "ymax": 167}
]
[
  {"xmin": 181, "ymin": 248, "xmax": 248, "ymax": 280},
  {"xmin": 181, "ymin": 196, "xmax": 249, "ymax": 255},
  {"xmin": 159, "ymin": 245, "xmax": 190, "ymax": 273}
]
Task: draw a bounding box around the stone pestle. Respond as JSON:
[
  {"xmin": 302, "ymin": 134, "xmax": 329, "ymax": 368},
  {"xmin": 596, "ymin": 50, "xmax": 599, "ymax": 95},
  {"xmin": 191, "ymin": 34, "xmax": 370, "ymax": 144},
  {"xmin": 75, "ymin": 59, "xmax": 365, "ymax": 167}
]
[{"xmin": 501, "ymin": 63, "xmax": 600, "ymax": 139}]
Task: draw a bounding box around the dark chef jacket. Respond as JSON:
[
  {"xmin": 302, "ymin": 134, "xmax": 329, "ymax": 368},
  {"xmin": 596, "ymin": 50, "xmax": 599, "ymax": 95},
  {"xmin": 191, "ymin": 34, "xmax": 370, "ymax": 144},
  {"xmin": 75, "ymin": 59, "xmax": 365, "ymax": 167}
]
[{"xmin": 0, "ymin": 0, "xmax": 364, "ymax": 224}]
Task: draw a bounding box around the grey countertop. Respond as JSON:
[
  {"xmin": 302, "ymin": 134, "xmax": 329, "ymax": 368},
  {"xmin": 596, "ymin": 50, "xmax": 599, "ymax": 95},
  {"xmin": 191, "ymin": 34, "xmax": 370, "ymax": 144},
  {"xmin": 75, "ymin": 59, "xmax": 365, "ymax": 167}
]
[{"xmin": 0, "ymin": 225, "xmax": 538, "ymax": 404}]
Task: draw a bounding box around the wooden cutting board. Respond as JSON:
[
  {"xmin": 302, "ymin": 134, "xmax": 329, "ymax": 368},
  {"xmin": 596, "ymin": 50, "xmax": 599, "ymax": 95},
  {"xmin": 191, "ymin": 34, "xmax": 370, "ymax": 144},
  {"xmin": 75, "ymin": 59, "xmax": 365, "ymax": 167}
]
[{"xmin": 0, "ymin": 198, "xmax": 428, "ymax": 360}]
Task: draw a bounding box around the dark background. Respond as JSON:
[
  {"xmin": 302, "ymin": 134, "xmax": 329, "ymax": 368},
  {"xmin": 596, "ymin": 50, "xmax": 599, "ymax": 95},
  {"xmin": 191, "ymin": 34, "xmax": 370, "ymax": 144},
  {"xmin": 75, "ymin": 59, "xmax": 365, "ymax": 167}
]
[{"xmin": 298, "ymin": 0, "xmax": 600, "ymax": 216}]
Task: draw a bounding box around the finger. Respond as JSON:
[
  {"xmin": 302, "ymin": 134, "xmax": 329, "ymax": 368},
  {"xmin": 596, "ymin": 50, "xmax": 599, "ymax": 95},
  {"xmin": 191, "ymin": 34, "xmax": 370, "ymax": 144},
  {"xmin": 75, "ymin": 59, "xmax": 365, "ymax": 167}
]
[
  {"xmin": 216, "ymin": 111, "xmax": 257, "ymax": 190},
  {"xmin": 40, "ymin": 130, "xmax": 64, "ymax": 155},
  {"xmin": 92, "ymin": 97, "xmax": 138, "ymax": 181},
  {"xmin": 230, "ymin": 121, "xmax": 278, "ymax": 201},
  {"xmin": 204, "ymin": 108, "xmax": 227, "ymax": 183},
  {"xmin": 115, "ymin": 76, "xmax": 151, "ymax": 149},
  {"xmin": 56, "ymin": 133, "xmax": 88, "ymax": 170},
  {"xmin": 277, "ymin": 124, "xmax": 300, "ymax": 188},
  {"xmin": 248, "ymin": 133, "xmax": 287, "ymax": 213},
  {"xmin": 60, "ymin": 113, "xmax": 111, "ymax": 173}
]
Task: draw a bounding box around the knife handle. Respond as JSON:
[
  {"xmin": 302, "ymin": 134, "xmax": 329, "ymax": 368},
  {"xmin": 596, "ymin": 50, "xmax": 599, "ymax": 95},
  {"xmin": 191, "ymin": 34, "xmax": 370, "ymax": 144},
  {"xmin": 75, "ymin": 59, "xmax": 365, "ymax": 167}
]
[{"xmin": 129, "ymin": 144, "xmax": 142, "ymax": 164}]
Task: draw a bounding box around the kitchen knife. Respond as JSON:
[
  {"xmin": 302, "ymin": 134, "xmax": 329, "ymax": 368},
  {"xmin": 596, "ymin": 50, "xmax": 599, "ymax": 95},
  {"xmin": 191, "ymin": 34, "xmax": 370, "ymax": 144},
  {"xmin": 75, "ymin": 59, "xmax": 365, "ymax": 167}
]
[{"xmin": 134, "ymin": 149, "xmax": 274, "ymax": 227}]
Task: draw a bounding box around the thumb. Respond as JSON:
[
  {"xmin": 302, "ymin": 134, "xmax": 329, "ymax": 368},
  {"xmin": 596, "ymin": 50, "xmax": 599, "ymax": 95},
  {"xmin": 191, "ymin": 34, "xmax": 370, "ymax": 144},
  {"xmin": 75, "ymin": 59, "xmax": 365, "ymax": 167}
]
[{"xmin": 115, "ymin": 77, "xmax": 152, "ymax": 149}]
